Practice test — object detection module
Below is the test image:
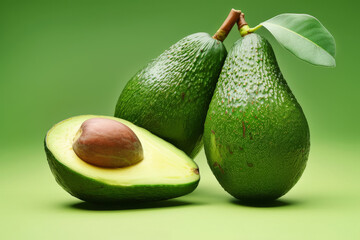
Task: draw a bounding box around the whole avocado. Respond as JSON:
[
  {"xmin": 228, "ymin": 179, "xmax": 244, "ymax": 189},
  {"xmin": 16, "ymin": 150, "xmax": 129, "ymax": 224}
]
[
  {"xmin": 115, "ymin": 32, "xmax": 227, "ymax": 157},
  {"xmin": 204, "ymin": 33, "xmax": 310, "ymax": 201}
]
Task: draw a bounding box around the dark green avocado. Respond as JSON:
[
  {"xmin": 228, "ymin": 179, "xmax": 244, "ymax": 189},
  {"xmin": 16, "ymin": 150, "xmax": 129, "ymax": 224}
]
[
  {"xmin": 115, "ymin": 32, "xmax": 227, "ymax": 158},
  {"xmin": 204, "ymin": 33, "xmax": 310, "ymax": 201}
]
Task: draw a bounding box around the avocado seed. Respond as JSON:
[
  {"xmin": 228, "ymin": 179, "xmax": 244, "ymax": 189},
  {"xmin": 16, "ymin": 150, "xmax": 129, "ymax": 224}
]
[{"xmin": 72, "ymin": 118, "xmax": 143, "ymax": 168}]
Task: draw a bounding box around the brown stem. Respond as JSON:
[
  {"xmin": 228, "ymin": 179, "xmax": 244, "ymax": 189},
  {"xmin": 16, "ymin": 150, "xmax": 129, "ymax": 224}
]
[
  {"xmin": 237, "ymin": 12, "xmax": 248, "ymax": 30},
  {"xmin": 237, "ymin": 12, "xmax": 252, "ymax": 37},
  {"xmin": 212, "ymin": 9, "xmax": 241, "ymax": 42}
]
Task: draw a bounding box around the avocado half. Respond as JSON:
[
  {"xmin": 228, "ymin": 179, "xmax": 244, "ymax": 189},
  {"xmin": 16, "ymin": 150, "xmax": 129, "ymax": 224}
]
[{"xmin": 45, "ymin": 115, "xmax": 200, "ymax": 203}]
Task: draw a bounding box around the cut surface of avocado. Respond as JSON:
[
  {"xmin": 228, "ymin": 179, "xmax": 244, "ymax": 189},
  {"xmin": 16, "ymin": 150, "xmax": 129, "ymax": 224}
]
[{"xmin": 45, "ymin": 115, "xmax": 200, "ymax": 203}]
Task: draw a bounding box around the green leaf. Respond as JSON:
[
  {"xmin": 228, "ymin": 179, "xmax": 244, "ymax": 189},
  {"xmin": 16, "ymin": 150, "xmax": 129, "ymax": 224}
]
[{"xmin": 260, "ymin": 14, "xmax": 336, "ymax": 67}]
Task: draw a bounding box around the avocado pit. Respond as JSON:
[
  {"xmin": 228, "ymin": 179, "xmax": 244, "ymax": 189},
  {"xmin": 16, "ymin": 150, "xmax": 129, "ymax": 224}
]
[{"xmin": 72, "ymin": 118, "xmax": 143, "ymax": 168}]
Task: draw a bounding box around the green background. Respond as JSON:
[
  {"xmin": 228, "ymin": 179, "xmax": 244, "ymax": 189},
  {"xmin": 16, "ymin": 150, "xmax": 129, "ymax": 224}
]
[{"xmin": 1, "ymin": 0, "xmax": 359, "ymax": 239}]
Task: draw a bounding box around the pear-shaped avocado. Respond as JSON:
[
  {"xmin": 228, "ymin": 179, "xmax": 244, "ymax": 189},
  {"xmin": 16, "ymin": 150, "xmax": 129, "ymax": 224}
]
[
  {"xmin": 45, "ymin": 115, "xmax": 200, "ymax": 203},
  {"xmin": 204, "ymin": 33, "xmax": 310, "ymax": 201},
  {"xmin": 115, "ymin": 33, "xmax": 227, "ymax": 157}
]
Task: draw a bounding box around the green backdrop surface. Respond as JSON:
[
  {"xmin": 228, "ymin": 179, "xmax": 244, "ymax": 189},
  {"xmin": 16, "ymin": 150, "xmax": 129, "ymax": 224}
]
[{"xmin": 0, "ymin": 0, "xmax": 359, "ymax": 239}]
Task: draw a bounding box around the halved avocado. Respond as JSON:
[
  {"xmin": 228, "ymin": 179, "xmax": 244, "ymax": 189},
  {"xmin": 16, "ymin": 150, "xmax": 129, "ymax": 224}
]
[{"xmin": 45, "ymin": 115, "xmax": 200, "ymax": 203}]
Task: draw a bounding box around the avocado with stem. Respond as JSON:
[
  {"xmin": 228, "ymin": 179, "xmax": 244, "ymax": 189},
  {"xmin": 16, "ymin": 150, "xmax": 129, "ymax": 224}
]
[
  {"xmin": 204, "ymin": 13, "xmax": 310, "ymax": 202},
  {"xmin": 45, "ymin": 115, "xmax": 200, "ymax": 203},
  {"xmin": 115, "ymin": 9, "xmax": 241, "ymax": 158}
]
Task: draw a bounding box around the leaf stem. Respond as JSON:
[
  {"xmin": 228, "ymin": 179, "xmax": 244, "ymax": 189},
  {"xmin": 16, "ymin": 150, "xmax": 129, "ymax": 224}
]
[
  {"xmin": 249, "ymin": 24, "xmax": 263, "ymax": 33},
  {"xmin": 213, "ymin": 9, "xmax": 242, "ymax": 42}
]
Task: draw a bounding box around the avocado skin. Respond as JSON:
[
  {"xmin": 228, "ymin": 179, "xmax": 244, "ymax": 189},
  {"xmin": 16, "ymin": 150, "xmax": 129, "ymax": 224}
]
[
  {"xmin": 115, "ymin": 33, "xmax": 227, "ymax": 158},
  {"xmin": 204, "ymin": 33, "xmax": 310, "ymax": 201},
  {"xmin": 45, "ymin": 142, "xmax": 199, "ymax": 203}
]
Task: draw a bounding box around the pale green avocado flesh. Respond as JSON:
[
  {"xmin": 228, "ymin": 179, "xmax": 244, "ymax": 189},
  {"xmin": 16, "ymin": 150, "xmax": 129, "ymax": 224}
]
[{"xmin": 45, "ymin": 115, "xmax": 200, "ymax": 203}]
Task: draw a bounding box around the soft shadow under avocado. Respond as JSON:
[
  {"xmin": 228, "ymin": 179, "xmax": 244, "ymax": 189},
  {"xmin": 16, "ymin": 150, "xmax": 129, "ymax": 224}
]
[
  {"xmin": 64, "ymin": 199, "xmax": 202, "ymax": 211},
  {"xmin": 231, "ymin": 198, "xmax": 300, "ymax": 208}
]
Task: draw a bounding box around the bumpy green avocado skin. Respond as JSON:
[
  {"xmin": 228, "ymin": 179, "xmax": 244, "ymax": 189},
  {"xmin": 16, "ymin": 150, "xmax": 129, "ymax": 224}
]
[
  {"xmin": 115, "ymin": 33, "xmax": 227, "ymax": 158},
  {"xmin": 204, "ymin": 33, "xmax": 310, "ymax": 201},
  {"xmin": 45, "ymin": 143, "xmax": 199, "ymax": 203}
]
